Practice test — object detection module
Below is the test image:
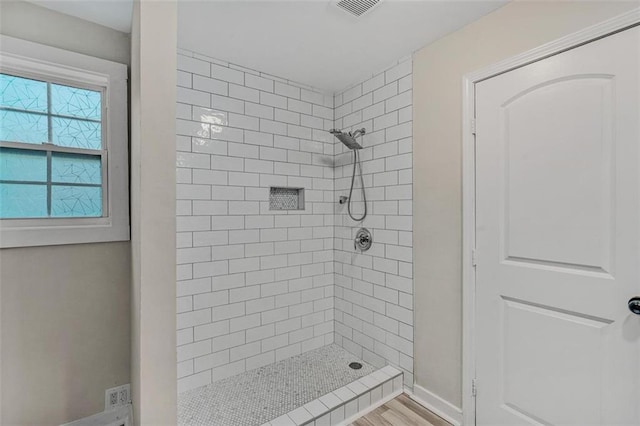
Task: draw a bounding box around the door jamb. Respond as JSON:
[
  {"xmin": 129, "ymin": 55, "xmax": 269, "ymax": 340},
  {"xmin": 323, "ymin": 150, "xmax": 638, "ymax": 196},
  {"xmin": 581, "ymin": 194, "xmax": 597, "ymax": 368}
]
[{"xmin": 460, "ymin": 8, "xmax": 640, "ymax": 425}]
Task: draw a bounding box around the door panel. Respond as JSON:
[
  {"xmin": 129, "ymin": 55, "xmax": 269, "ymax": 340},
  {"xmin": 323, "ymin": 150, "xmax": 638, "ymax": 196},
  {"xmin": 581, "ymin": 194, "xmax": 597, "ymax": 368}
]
[
  {"xmin": 501, "ymin": 297, "xmax": 608, "ymax": 425},
  {"xmin": 503, "ymin": 76, "xmax": 614, "ymax": 272},
  {"xmin": 475, "ymin": 26, "xmax": 640, "ymax": 426}
]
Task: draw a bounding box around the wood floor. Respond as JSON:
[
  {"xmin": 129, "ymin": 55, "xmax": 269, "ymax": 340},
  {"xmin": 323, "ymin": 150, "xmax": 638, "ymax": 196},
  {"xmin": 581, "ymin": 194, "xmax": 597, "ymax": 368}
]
[{"xmin": 350, "ymin": 394, "xmax": 452, "ymax": 426}]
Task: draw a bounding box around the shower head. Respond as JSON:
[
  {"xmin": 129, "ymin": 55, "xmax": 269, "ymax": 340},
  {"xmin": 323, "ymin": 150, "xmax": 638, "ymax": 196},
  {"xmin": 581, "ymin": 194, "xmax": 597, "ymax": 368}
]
[{"xmin": 330, "ymin": 128, "xmax": 365, "ymax": 150}]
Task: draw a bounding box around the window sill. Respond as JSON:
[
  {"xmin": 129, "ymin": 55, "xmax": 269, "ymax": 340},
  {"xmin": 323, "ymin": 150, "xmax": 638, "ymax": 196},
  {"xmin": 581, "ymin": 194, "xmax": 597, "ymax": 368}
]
[{"xmin": 0, "ymin": 218, "xmax": 130, "ymax": 248}]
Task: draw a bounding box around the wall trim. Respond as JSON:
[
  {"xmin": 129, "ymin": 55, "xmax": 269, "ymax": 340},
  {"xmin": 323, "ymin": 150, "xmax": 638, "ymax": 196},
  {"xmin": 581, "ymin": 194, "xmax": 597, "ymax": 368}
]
[
  {"xmin": 60, "ymin": 405, "xmax": 132, "ymax": 426},
  {"xmin": 460, "ymin": 7, "xmax": 640, "ymax": 426},
  {"xmin": 408, "ymin": 385, "xmax": 462, "ymax": 426}
]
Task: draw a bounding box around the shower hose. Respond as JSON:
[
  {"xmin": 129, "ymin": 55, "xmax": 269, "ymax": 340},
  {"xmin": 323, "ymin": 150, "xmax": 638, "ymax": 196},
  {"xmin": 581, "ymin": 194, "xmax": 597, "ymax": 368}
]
[{"xmin": 347, "ymin": 148, "xmax": 367, "ymax": 222}]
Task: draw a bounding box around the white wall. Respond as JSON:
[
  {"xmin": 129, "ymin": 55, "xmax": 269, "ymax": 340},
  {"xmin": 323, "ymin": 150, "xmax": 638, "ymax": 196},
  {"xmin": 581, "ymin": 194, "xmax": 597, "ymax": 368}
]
[
  {"xmin": 130, "ymin": 0, "xmax": 177, "ymax": 423},
  {"xmin": 333, "ymin": 58, "xmax": 413, "ymax": 388},
  {"xmin": 175, "ymin": 51, "xmax": 336, "ymax": 393},
  {"xmin": 412, "ymin": 0, "xmax": 639, "ymax": 410},
  {"xmin": 0, "ymin": 2, "xmax": 131, "ymax": 424},
  {"xmin": 0, "ymin": 0, "xmax": 130, "ymax": 65}
]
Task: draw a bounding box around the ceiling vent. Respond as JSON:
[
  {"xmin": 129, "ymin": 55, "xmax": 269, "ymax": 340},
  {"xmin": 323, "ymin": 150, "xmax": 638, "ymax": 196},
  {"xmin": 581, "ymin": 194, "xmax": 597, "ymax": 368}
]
[{"xmin": 334, "ymin": 0, "xmax": 382, "ymax": 17}]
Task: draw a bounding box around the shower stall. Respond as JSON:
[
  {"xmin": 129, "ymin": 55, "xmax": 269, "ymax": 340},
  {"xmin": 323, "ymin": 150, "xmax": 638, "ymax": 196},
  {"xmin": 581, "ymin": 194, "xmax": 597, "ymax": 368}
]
[{"xmin": 175, "ymin": 49, "xmax": 413, "ymax": 425}]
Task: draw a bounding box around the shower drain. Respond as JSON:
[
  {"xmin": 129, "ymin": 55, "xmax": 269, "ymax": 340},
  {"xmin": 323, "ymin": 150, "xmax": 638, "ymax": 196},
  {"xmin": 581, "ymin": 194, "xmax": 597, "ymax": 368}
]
[{"xmin": 348, "ymin": 362, "xmax": 363, "ymax": 370}]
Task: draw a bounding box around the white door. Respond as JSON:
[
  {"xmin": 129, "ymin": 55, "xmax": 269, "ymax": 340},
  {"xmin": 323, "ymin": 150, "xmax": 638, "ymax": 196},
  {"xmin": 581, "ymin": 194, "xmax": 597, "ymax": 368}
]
[{"xmin": 475, "ymin": 26, "xmax": 640, "ymax": 426}]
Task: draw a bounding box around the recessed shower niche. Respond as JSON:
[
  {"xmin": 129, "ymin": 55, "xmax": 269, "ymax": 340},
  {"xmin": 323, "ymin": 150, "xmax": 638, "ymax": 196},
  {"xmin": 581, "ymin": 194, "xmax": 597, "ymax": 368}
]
[{"xmin": 269, "ymin": 187, "xmax": 304, "ymax": 211}]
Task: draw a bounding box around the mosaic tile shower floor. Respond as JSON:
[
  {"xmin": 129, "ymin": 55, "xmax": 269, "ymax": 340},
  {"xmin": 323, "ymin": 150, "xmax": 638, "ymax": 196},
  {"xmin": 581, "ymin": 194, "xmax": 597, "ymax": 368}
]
[{"xmin": 178, "ymin": 344, "xmax": 375, "ymax": 426}]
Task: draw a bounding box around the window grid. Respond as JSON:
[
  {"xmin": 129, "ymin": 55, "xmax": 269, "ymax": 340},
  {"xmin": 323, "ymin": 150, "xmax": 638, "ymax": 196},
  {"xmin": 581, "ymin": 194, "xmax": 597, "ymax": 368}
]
[{"xmin": 0, "ymin": 72, "xmax": 107, "ymax": 219}]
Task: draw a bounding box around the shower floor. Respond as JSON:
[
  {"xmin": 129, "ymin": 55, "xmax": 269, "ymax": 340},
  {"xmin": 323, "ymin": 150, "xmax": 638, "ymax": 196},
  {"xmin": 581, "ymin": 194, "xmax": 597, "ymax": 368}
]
[{"xmin": 178, "ymin": 344, "xmax": 375, "ymax": 426}]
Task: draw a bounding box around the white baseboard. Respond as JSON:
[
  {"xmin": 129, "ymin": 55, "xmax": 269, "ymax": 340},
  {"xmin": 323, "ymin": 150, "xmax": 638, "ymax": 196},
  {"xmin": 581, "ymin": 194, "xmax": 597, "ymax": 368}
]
[
  {"xmin": 337, "ymin": 388, "xmax": 403, "ymax": 426},
  {"xmin": 408, "ymin": 384, "xmax": 463, "ymax": 426},
  {"xmin": 60, "ymin": 405, "xmax": 132, "ymax": 426}
]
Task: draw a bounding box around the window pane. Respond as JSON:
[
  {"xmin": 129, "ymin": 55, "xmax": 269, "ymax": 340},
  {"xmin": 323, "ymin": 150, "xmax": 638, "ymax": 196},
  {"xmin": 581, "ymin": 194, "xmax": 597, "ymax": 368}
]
[
  {"xmin": 0, "ymin": 183, "xmax": 47, "ymax": 218},
  {"xmin": 51, "ymin": 84, "xmax": 101, "ymax": 120},
  {"xmin": 51, "ymin": 152, "xmax": 101, "ymax": 184},
  {"xmin": 52, "ymin": 116, "xmax": 101, "ymax": 149},
  {"xmin": 51, "ymin": 185, "xmax": 102, "ymax": 217},
  {"xmin": 0, "ymin": 147, "xmax": 47, "ymax": 182},
  {"xmin": 0, "ymin": 110, "xmax": 48, "ymax": 144},
  {"xmin": 0, "ymin": 73, "xmax": 48, "ymax": 112}
]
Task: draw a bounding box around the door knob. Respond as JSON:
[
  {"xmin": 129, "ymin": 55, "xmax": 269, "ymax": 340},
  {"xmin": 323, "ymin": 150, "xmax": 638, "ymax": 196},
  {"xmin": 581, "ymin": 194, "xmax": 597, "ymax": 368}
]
[{"xmin": 629, "ymin": 297, "xmax": 640, "ymax": 315}]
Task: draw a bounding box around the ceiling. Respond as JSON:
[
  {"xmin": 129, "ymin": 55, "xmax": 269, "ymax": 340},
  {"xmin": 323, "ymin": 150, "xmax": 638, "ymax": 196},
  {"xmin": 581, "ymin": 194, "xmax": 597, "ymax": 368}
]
[{"xmin": 28, "ymin": 0, "xmax": 508, "ymax": 92}]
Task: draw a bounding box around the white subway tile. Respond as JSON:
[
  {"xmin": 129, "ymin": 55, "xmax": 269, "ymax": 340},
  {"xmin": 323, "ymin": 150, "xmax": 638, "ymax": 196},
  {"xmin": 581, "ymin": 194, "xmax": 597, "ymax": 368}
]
[
  {"xmin": 385, "ymin": 121, "xmax": 412, "ymax": 141},
  {"xmin": 212, "ymin": 302, "xmax": 246, "ymax": 321},
  {"xmin": 178, "ymin": 371, "xmax": 211, "ymax": 394},
  {"xmin": 212, "ymin": 331, "xmax": 246, "ymax": 351},
  {"xmin": 177, "ymin": 277, "xmax": 211, "ymax": 297},
  {"xmin": 212, "ymin": 94, "xmax": 244, "ymax": 114},
  {"xmin": 176, "ymin": 119, "xmax": 211, "ymax": 138},
  {"xmin": 194, "ymin": 349, "xmax": 229, "ymax": 372},
  {"xmin": 385, "ymin": 60, "xmax": 412, "ymax": 84},
  {"xmin": 230, "ymin": 341, "xmax": 262, "ymax": 362},
  {"xmin": 312, "ymin": 104, "xmax": 333, "ymax": 120},
  {"xmin": 192, "ymin": 138, "xmax": 227, "ymax": 155},
  {"xmin": 229, "ymin": 142, "xmax": 260, "ymax": 159},
  {"xmin": 362, "ymin": 73, "xmax": 385, "ymax": 94},
  {"xmin": 212, "ymin": 244, "xmax": 245, "ymax": 260},
  {"xmin": 210, "ymin": 186, "xmax": 245, "ymax": 201},
  {"xmin": 193, "ymin": 261, "xmax": 229, "ymax": 279},
  {"xmin": 177, "ymin": 55, "xmax": 209, "ymax": 76},
  {"xmin": 228, "ymin": 113, "xmax": 259, "ymax": 131},
  {"xmin": 300, "ymin": 89, "xmax": 325, "ymax": 106},
  {"xmin": 211, "ymin": 155, "xmax": 244, "ymax": 171},
  {"xmin": 398, "ymin": 74, "xmax": 412, "ymax": 93},
  {"xmin": 228, "ymin": 172, "xmax": 260, "ymax": 187},
  {"xmin": 274, "ymin": 81, "xmax": 300, "ymax": 99},
  {"xmin": 177, "ymin": 309, "xmax": 212, "ymax": 331},
  {"xmin": 342, "ymin": 84, "xmax": 362, "ymax": 103},
  {"xmin": 210, "ymin": 125, "xmax": 244, "ymax": 143},
  {"xmin": 212, "ymin": 359, "xmax": 245, "ymax": 382},
  {"xmin": 193, "ymin": 75, "xmax": 228, "ymax": 96},
  {"xmin": 373, "ymin": 111, "xmax": 398, "ymax": 131},
  {"xmin": 260, "ymin": 92, "xmax": 287, "ymax": 109},
  {"xmin": 245, "ymin": 74, "xmax": 274, "ymax": 92},
  {"xmin": 287, "ymin": 124, "xmax": 311, "ymax": 139},
  {"xmin": 288, "ymin": 98, "xmax": 312, "ymax": 115},
  {"xmin": 275, "ymin": 108, "xmax": 300, "ymax": 125},
  {"xmin": 373, "ymin": 81, "xmax": 398, "ymax": 104},
  {"xmin": 398, "ymin": 105, "xmax": 412, "ymax": 124},
  {"xmin": 210, "ymin": 63, "xmax": 245, "ymax": 85},
  {"xmin": 230, "ymin": 84, "xmax": 260, "ymax": 102},
  {"xmin": 260, "ymin": 119, "xmax": 288, "ymax": 135},
  {"xmin": 385, "ymin": 90, "xmax": 412, "ymax": 113},
  {"xmin": 245, "ymin": 102, "xmax": 274, "ymax": 120}
]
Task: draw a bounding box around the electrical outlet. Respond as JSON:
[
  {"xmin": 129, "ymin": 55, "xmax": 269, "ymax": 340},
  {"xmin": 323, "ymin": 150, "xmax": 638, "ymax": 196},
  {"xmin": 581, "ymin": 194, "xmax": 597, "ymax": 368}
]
[{"xmin": 105, "ymin": 384, "xmax": 131, "ymax": 411}]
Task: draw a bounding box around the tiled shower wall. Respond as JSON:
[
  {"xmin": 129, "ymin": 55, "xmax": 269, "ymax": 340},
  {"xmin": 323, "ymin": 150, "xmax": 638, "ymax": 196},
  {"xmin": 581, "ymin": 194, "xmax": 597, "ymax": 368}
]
[
  {"xmin": 175, "ymin": 49, "xmax": 414, "ymax": 393},
  {"xmin": 333, "ymin": 58, "xmax": 414, "ymax": 387},
  {"xmin": 175, "ymin": 50, "xmax": 337, "ymax": 393}
]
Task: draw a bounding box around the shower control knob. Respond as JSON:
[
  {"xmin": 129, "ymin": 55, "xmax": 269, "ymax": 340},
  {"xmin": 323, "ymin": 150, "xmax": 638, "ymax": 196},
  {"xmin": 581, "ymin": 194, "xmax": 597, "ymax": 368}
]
[
  {"xmin": 354, "ymin": 228, "xmax": 372, "ymax": 252},
  {"xmin": 629, "ymin": 297, "xmax": 640, "ymax": 315}
]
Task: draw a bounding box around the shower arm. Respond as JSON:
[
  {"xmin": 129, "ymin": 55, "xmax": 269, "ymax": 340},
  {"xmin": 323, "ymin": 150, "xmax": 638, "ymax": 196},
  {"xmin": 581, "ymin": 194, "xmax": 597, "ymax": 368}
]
[{"xmin": 351, "ymin": 128, "xmax": 366, "ymax": 138}]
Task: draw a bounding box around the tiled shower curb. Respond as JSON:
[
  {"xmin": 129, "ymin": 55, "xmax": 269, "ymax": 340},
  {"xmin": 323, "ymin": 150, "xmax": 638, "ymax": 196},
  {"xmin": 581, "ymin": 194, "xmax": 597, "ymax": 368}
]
[{"xmin": 263, "ymin": 365, "xmax": 403, "ymax": 426}]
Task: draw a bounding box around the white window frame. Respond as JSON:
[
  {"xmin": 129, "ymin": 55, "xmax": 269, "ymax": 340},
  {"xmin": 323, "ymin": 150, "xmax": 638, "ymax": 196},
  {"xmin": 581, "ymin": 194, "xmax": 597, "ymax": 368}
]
[{"xmin": 0, "ymin": 35, "xmax": 129, "ymax": 247}]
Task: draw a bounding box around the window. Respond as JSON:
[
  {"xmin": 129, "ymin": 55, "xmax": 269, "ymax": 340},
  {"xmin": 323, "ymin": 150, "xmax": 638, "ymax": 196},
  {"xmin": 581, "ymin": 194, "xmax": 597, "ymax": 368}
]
[
  {"xmin": 0, "ymin": 36, "xmax": 129, "ymax": 247},
  {"xmin": 1, "ymin": 73, "xmax": 105, "ymax": 218}
]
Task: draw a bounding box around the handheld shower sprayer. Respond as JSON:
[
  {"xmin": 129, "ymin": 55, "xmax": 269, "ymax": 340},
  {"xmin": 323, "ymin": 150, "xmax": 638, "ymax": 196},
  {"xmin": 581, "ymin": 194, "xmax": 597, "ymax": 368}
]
[{"xmin": 329, "ymin": 128, "xmax": 367, "ymax": 222}]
